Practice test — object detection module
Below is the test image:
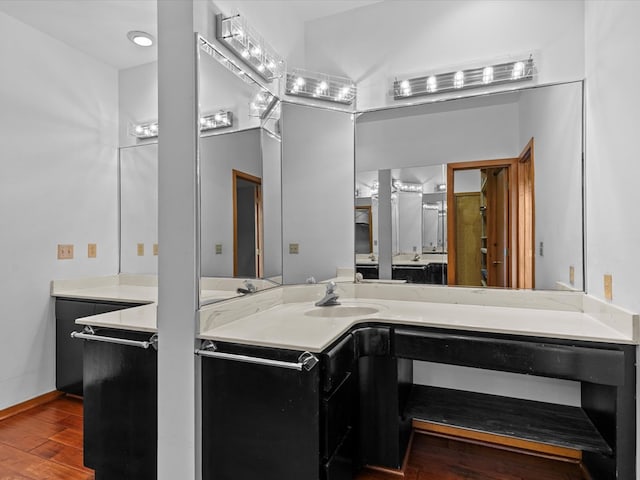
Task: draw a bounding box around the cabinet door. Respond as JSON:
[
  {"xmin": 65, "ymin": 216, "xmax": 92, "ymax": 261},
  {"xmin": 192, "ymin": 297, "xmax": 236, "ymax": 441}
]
[
  {"xmin": 55, "ymin": 300, "xmax": 97, "ymax": 395},
  {"xmin": 202, "ymin": 353, "xmax": 320, "ymax": 480},
  {"xmin": 55, "ymin": 299, "xmax": 142, "ymax": 396},
  {"xmin": 83, "ymin": 329, "xmax": 157, "ymax": 480}
]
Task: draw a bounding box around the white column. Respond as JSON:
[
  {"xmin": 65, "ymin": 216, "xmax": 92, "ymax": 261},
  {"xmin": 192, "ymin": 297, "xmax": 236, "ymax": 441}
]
[
  {"xmin": 378, "ymin": 169, "xmax": 393, "ymax": 279},
  {"xmin": 157, "ymin": 1, "xmax": 198, "ymax": 479}
]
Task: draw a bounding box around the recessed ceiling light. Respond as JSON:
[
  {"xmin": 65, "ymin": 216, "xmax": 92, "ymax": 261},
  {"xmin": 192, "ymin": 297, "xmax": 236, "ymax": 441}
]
[{"xmin": 127, "ymin": 31, "xmax": 154, "ymax": 47}]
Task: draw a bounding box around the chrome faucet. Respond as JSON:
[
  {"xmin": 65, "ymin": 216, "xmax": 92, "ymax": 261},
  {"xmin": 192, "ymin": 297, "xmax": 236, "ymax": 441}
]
[
  {"xmin": 315, "ymin": 281, "xmax": 340, "ymax": 307},
  {"xmin": 236, "ymin": 280, "xmax": 257, "ymax": 295}
]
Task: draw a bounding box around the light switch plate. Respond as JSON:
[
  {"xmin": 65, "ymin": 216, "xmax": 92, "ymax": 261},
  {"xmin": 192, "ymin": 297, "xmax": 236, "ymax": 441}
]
[
  {"xmin": 88, "ymin": 243, "xmax": 97, "ymax": 258},
  {"xmin": 215, "ymin": 244, "xmax": 222, "ymax": 255},
  {"xmin": 604, "ymin": 274, "xmax": 613, "ymax": 301},
  {"xmin": 137, "ymin": 243, "xmax": 145, "ymax": 256},
  {"xmin": 57, "ymin": 244, "xmax": 74, "ymax": 260},
  {"xmin": 569, "ymin": 266, "xmax": 575, "ymax": 285},
  {"xmin": 289, "ymin": 243, "xmax": 299, "ymax": 254},
  {"xmin": 153, "ymin": 243, "xmax": 159, "ymax": 256}
]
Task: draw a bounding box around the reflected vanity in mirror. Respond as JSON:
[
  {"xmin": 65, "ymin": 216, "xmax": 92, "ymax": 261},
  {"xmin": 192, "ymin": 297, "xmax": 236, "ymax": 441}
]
[{"xmin": 355, "ymin": 81, "xmax": 583, "ymax": 290}]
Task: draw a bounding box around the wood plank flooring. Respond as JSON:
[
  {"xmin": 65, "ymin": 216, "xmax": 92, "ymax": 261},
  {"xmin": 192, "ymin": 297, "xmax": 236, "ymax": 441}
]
[
  {"xmin": 0, "ymin": 396, "xmax": 93, "ymax": 479},
  {"xmin": 356, "ymin": 433, "xmax": 588, "ymax": 480},
  {"xmin": 1, "ymin": 396, "xmax": 587, "ymax": 480}
]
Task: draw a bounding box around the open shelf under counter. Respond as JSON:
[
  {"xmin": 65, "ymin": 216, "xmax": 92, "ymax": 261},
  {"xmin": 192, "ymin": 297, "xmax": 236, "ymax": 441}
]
[{"xmin": 403, "ymin": 385, "xmax": 612, "ymax": 456}]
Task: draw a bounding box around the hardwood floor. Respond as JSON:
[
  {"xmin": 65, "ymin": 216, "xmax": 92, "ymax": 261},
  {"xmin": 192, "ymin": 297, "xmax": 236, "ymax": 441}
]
[
  {"xmin": 0, "ymin": 396, "xmax": 93, "ymax": 480},
  {"xmin": 1, "ymin": 396, "xmax": 588, "ymax": 480},
  {"xmin": 356, "ymin": 433, "xmax": 588, "ymax": 480}
]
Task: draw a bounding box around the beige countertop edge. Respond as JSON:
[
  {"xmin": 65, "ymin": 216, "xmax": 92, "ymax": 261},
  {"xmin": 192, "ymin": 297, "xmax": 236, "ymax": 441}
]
[
  {"xmin": 75, "ymin": 304, "xmax": 158, "ymax": 334},
  {"xmin": 198, "ymin": 315, "xmax": 637, "ymax": 354}
]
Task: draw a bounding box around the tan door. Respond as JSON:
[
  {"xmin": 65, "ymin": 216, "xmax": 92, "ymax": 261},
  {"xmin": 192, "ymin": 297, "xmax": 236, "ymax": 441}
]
[
  {"xmin": 454, "ymin": 192, "xmax": 482, "ymax": 286},
  {"xmin": 490, "ymin": 168, "xmax": 509, "ymax": 287}
]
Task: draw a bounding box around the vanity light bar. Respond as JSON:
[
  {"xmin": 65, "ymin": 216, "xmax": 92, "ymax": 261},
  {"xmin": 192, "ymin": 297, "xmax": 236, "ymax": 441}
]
[
  {"xmin": 393, "ymin": 181, "xmax": 423, "ymax": 193},
  {"xmin": 200, "ymin": 111, "xmax": 233, "ymax": 132},
  {"xmin": 216, "ymin": 13, "xmax": 285, "ymax": 82},
  {"xmin": 249, "ymin": 89, "xmax": 278, "ymax": 119},
  {"xmin": 393, "ymin": 57, "xmax": 535, "ymax": 100},
  {"xmin": 130, "ymin": 111, "xmax": 233, "ymax": 139},
  {"xmin": 131, "ymin": 121, "xmax": 159, "ymax": 139},
  {"xmin": 285, "ymin": 69, "xmax": 356, "ymax": 105}
]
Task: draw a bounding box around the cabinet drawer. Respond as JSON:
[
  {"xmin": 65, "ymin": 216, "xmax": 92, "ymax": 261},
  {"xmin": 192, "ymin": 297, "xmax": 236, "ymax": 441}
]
[
  {"xmin": 322, "ymin": 372, "xmax": 354, "ymax": 460},
  {"xmin": 322, "ymin": 334, "xmax": 355, "ymax": 393},
  {"xmin": 394, "ymin": 329, "xmax": 625, "ymax": 386},
  {"xmin": 322, "ymin": 428, "xmax": 354, "ymax": 480}
]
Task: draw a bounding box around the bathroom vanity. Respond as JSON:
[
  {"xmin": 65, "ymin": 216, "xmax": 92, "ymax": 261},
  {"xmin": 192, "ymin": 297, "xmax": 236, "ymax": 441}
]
[
  {"xmin": 197, "ymin": 284, "xmax": 638, "ymax": 480},
  {"xmin": 59, "ymin": 279, "xmax": 637, "ymax": 480}
]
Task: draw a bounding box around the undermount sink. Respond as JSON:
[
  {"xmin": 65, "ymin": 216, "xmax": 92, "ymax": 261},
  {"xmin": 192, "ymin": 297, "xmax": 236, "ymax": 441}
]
[{"xmin": 304, "ymin": 306, "xmax": 379, "ymax": 318}]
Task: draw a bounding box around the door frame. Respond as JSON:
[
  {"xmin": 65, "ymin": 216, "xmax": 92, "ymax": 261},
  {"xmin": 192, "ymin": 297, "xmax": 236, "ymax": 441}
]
[
  {"xmin": 517, "ymin": 138, "xmax": 535, "ymax": 288},
  {"xmin": 355, "ymin": 205, "xmax": 373, "ymax": 254},
  {"xmin": 232, "ymin": 169, "xmax": 263, "ymax": 278},
  {"xmin": 447, "ymin": 159, "xmax": 518, "ymax": 287}
]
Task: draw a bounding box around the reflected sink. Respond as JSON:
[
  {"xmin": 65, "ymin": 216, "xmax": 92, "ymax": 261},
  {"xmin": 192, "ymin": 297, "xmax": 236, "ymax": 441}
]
[{"xmin": 304, "ymin": 306, "xmax": 379, "ymax": 318}]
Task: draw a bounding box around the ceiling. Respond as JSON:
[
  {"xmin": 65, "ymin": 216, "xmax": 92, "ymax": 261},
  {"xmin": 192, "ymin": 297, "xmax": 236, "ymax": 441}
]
[{"xmin": 0, "ymin": 0, "xmax": 383, "ymax": 70}]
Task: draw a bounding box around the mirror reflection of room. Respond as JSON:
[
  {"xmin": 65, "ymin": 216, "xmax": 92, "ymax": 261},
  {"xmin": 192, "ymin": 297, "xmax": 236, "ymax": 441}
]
[{"xmin": 355, "ymin": 82, "xmax": 583, "ymax": 290}]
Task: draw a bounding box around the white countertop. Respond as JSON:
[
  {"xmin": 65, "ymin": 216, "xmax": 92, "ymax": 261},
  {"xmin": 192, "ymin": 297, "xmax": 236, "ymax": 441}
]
[
  {"xmin": 198, "ymin": 284, "xmax": 639, "ymax": 351},
  {"xmin": 51, "ymin": 274, "xmax": 277, "ymax": 332},
  {"xmin": 53, "ymin": 276, "xmax": 639, "ymax": 347}
]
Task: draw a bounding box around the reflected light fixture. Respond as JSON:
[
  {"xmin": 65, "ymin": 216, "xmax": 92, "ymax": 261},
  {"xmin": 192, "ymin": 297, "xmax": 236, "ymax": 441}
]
[
  {"xmin": 216, "ymin": 13, "xmax": 285, "ymax": 82},
  {"xmin": 127, "ymin": 30, "xmax": 154, "ymax": 47},
  {"xmin": 249, "ymin": 89, "xmax": 278, "ymax": 119},
  {"xmin": 286, "ymin": 68, "xmax": 356, "ymax": 105},
  {"xmin": 393, "ymin": 56, "xmax": 535, "ymax": 100},
  {"xmin": 130, "ymin": 110, "xmax": 233, "ymax": 139}
]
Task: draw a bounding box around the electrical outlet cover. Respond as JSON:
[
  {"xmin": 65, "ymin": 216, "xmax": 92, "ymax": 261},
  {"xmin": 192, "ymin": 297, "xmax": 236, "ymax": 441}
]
[
  {"xmin": 88, "ymin": 243, "xmax": 97, "ymax": 258},
  {"xmin": 57, "ymin": 244, "xmax": 74, "ymax": 260},
  {"xmin": 137, "ymin": 243, "xmax": 145, "ymax": 256}
]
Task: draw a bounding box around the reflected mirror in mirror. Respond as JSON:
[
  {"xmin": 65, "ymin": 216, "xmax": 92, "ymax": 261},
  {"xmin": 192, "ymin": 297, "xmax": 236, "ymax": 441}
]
[
  {"xmin": 118, "ymin": 36, "xmax": 283, "ymax": 303},
  {"xmin": 355, "ymin": 81, "xmax": 583, "ymax": 290},
  {"xmin": 198, "ymin": 36, "xmax": 283, "ymax": 295},
  {"xmin": 356, "ymin": 165, "xmax": 448, "ymax": 284}
]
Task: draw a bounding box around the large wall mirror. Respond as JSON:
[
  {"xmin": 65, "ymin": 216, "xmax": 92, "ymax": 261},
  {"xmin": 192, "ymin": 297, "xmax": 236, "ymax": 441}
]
[
  {"xmin": 119, "ymin": 35, "xmax": 283, "ymax": 304},
  {"xmin": 355, "ymin": 81, "xmax": 584, "ymax": 291}
]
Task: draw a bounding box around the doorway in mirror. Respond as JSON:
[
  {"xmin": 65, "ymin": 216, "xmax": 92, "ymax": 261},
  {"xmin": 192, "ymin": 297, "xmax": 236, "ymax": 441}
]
[
  {"xmin": 232, "ymin": 169, "xmax": 263, "ymax": 278},
  {"xmin": 447, "ymin": 139, "xmax": 534, "ymax": 288}
]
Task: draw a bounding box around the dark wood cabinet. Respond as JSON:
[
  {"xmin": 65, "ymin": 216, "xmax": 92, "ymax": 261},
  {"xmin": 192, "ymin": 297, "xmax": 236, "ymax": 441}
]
[
  {"xmin": 82, "ymin": 327, "xmax": 157, "ymax": 480},
  {"xmin": 55, "ymin": 298, "xmax": 143, "ymax": 395}
]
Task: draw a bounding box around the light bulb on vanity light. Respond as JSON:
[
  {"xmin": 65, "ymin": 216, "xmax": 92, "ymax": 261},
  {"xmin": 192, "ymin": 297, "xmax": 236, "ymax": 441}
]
[
  {"xmin": 454, "ymin": 71, "xmax": 464, "ymax": 89},
  {"xmin": 482, "ymin": 66, "xmax": 494, "ymax": 84},
  {"xmin": 426, "ymin": 76, "xmax": 437, "ymax": 92},
  {"xmin": 512, "ymin": 61, "xmax": 525, "ymax": 79}
]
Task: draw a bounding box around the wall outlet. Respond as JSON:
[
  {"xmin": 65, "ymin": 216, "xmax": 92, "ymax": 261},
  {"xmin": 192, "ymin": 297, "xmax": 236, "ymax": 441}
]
[
  {"xmin": 57, "ymin": 244, "xmax": 74, "ymax": 260},
  {"xmin": 569, "ymin": 266, "xmax": 575, "ymax": 285},
  {"xmin": 289, "ymin": 243, "xmax": 299, "ymax": 254},
  {"xmin": 137, "ymin": 243, "xmax": 145, "ymax": 256},
  {"xmin": 604, "ymin": 274, "xmax": 613, "ymax": 301},
  {"xmin": 153, "ymin": 243, "xmax": 159, "ymax": 256},
  {"xmin": 88, "ymin": 243, "xmax": 97, "ymax": 258},
  {"xmin": 215, "ymin": 244, "xmax": 222, "ymax": 255}
]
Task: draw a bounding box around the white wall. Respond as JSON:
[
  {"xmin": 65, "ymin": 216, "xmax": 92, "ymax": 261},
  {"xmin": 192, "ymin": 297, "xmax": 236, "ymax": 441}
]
[
  {"xmin": 281, "ymin": 103, "xmax": 354, "ymax": 283},
  {"xmin": 518, "ymin": 83, "xmax": 583, "ymax": 290},
  {"xmin": 119, "ymin": 62, "xmax": 158, "ymax": 148},
  {"xmin": 120, "ymin": 143, "xmax": 159, "ymax": 274},
  {"xmin": 0, "ymin": 12, "xmax": 119, "ymax": 409},
  {"xmin": 585, "ymin": 1, "xmax": 640, "ymax": 313},
  {"xmin": 261, "ymin": 130, "xmax": 283, "ymax": 279},
  {"xmin": 356, "ymin": 97, "xmax": 520, "ymax": 172},
  {"xmin": 396, "ymin": 192, "xmax": 422, "ymax": 254},
  {"xmin": 200, "ymin": 129, "xmax": 262, "ymax": 277},
  {"xmin": 304, "ymin": 0, "xmax": 585, "ymax": 110}
]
